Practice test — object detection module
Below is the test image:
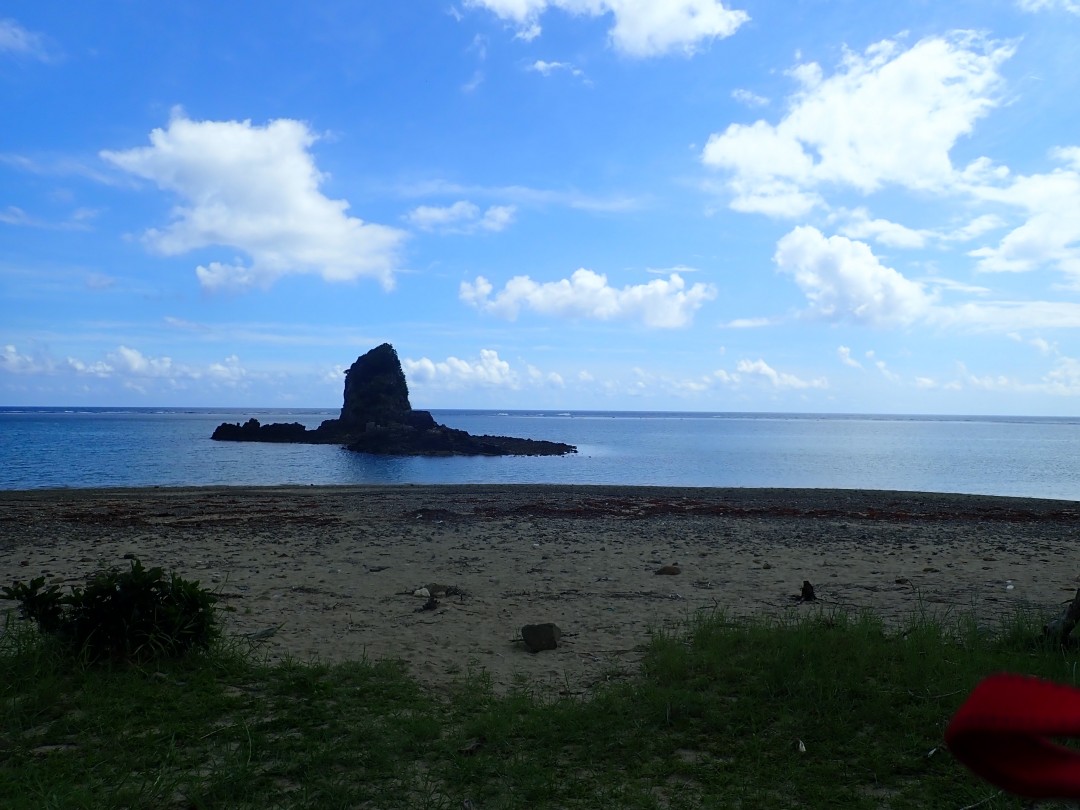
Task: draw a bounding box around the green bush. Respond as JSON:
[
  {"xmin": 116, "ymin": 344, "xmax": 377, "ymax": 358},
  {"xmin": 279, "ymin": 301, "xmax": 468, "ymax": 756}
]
[{"xmin": 1, "ymin": 559, "xmax": 218, "ymax": 662}]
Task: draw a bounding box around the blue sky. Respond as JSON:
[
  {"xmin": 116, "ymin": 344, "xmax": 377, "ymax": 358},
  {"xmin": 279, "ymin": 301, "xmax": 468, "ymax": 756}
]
[{"xmin": 3, "ymin": 1, "xmax": 1080, "ymax": 414}]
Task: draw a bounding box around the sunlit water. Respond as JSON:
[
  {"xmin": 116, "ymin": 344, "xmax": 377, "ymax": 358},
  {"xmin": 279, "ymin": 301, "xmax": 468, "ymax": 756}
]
[{"xmin": 2, "ymin": 408, "xmax": 1079, "ymax": 500}]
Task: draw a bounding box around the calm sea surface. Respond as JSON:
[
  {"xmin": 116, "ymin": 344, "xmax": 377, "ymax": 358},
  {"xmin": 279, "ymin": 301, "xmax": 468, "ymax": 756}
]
[{"xmin": 2, "ymin": 408, "xmax": 1080, "ymax": 500}]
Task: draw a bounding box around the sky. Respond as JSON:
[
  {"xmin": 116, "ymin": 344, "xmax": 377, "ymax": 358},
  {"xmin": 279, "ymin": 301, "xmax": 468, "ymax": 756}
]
[{"xmin": 2, "ymin": 1, "xmax": 1080, "ymax": 415}]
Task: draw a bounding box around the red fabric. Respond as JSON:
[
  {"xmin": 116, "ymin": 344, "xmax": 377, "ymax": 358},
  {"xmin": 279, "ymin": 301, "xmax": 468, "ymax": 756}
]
[{"xmin": 946, "ymin": 673, "xmax": 1080, "ymax": 798}]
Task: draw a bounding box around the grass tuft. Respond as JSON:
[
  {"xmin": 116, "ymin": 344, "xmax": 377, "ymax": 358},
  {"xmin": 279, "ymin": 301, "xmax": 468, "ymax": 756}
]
[{"xmin": 2, "ymin": 605, "xmax": 1078, "ymax": 808}]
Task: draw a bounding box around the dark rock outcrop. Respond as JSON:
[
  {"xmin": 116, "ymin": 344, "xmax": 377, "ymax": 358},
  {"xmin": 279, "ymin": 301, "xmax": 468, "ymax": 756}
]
[
  {"xmin": 211, "ymin": 343, "xmax": 576, "ymax": 457},
  {"xmin": 211, "ymin": 418, "xmax": 309, "ymax": 443}
]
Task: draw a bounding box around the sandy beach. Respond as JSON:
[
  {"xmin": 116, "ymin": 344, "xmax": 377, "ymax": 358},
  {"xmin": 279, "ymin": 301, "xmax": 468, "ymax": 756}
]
[{"xmin": 2, "ymin": 485, "xmax": 1079, "ymax": 692}]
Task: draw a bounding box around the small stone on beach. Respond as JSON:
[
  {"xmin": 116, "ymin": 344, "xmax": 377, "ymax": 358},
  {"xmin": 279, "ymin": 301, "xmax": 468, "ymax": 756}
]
[
  {"xmin": 521, "ymin": 622, "xmax": 562, "ymax": 652},
  {"xmin": 655, "ymin": 564, "xmax": 681, "ymax": 576}
]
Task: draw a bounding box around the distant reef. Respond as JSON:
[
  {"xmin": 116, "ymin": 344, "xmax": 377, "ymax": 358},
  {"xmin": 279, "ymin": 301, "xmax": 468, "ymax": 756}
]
[{"xmin": 211, "ymin": 343, "xmax": 576, "ymax": 457}]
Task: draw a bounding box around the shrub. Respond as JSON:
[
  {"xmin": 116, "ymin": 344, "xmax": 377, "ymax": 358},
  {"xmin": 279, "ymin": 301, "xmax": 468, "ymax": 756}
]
[{"xmin": 1, "ymin": 559, "xmax": 218, "ymax": 663}]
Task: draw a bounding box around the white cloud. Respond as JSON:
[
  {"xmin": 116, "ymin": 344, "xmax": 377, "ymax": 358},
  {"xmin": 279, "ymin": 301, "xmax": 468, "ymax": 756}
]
[
  {"xmin": 109, "ymin": 346, "xmax": 174, "ymax": 377},
  {"xmin": 1009, "ymin": 332, "xmax": 1057, "ymax": 355},
  {"xmin": 1, "ymin": 342, "xmax": 253, "ymax": 391},
  {"xmin": 945, "ymin": 214, "xmax": 1006, "ymax": 242},
  {"xmin": 0, "ymin": 153, "xmax": 119, "ymax": 185},
  {"xmin": 403, "ymin": 349, "xmax": 519, "ymax": 390},
  {"xmin": 405, "ymin": 201, "xmax": 516, "ymax": 233},
  {"xmin": 967, "ymin": 159, "xmax": 1080, "ymax": 282},
  {"xmin": 462, "ymin": 69, "xmax": 485, "ymax": 93},
  {"xmin": 407, "ymin": 201, "xmax": 480, "ymax": 230},
  {"xmin": 65, "ymin": 356, "xmax": 113, "ymax": 377},
  {"xmin": 735, "ymin": 358, "xmax": 828, "ymax": 389},
  {"xmin": 947, "ymin": 356, "xmax": 1080, "ymax": 396},
  {"xmin": 836, "ymin": 208, "xmax": 930, "ymax": 249},
  {"xmin": 0, "ymin": 19, "xmax": 52, "ymax": 61},
  {"xmin": 837, "ymin": 346, "xmax": 863, "ymax": 368},
  {"xmin": 722, "ymin": 316, "xmax": 773, "ymax": 328},
  {"xmin": 1053, "ymin": 146, "xmax": 1080, "ymax": 170},
  {"xmin": 207, "ymin": 355, "xmax": 247, "ymax": 383},
  {"xmin": 398, "ymin": 179, "xmax": 641, "ymax": 213},
  {"xmin": 769, "ymin": 227, "xmax": 1080, "ymax": 332},
  {"xmin": 1, "ymin": 344, "xmax": 48, "ymax": 374},
  {"xmin": 101, "ymin": 112, "xmax": 407, "ymax": 292},
  {"xmin": 0, "ymin": 206, "xmax": 40, "ymax": 227},
  {"xmin": 466, "ymin": 0, "xmax": 748, "ymax": 57},
  {"xmin": 515, "ymin": 22, "xmax": 542, "ymax": 41},
  {"xmin": 527, "ymin": 364, "xmax": 565, "ymax": 386},
  {"xmin": 1030, "ymin": 336, "xmax": 1055, "ymax": 355},
  {"xmin": 920, "ymin": 276, "xmax": 991, "ymax": 296},
  {"xmin": 1045, "ymin": 357, "xmax": 1080, "ymax": 393},
  {"xmin": 937, "ymin": 300, "xmax": 1080, "ymax": 331},
  {"xmin": 774, "ymin": 226, "xmax": 935, "ymax": 326},
  {"xmin": 872, "ymin": 357, "xmax": 901, "ymax": 383},
  {"xmin": 460, "ymin": 269, "xmax": 716, "ymax": 327},
  {"xmin": 528, "ymin": 59, "xmax": 585, "ymax": 78},
  {"xmin": 1017, "ymin": 0, "xmax": 1080, "ymax": 13},
  {"xmin": 479, "ymin": 204, "xmax": 516, "ymax": 231},
  {"xmin": 0, "ymin": 205, "xmax": 93, "ymax": 231},
  {"xmin": 731, "ymin": 88, "xmax": 768, "ymax": 107},
  {"xmin": 646, "ymin": 264, "xmax": 700, "ymax": 275},
  {"xmin": 702, "ymin": 33, "xmax": 1013, "ymax": 215}
]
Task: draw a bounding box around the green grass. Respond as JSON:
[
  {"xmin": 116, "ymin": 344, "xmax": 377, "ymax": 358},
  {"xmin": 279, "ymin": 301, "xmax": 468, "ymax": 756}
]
[{"xmin": 2, "ymin": 606, "xmax": 1078, "ymax": 809}]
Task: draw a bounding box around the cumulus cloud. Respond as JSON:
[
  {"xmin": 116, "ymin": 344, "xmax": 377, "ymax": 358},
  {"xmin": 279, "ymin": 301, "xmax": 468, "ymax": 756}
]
[
  {"xmin": 466, "ymin": 0, "xmax": 748, "ymax": 57},
  {"xmin": 403, "ymin": 349, "xmax": 519, "ymax": 390},
  {"xmin": 101, "ymin": 112, "xmax": 407, "ymax": 292},
  {"xmin": 765, "ymin": 225, "xmax": 1080, "ymax": 332},
  {"xmin": 966, "ymin": 156, "xmax": 1080, "ymax": 282},
  {"xmin": 1, "ymin": 344, "xmax": 48, "ymax": 374},
  {"xmin": 405, "ymin": 200, "xmax": 516, "ymax": 233},
  {"xmin": 774, "ymin": 226, "xmax": 935, "ymax": 326},
  {"xmin": 1, "ymin": 342, "xmax": 252, "ymax": 391},
  {"xmin": 734, "ymin": 359, "xmax": 828, "ymax": 389},
  {"xmin": 702, "ymin": 32, "xmax": 1013, "ymax": 215},
  {"xmin": 460, "ymin": 269, "xmax": 716, "ymax": 328},
  {"xmin": 109, "ymin": 346, "xmax": 175, "ymax": 377}
]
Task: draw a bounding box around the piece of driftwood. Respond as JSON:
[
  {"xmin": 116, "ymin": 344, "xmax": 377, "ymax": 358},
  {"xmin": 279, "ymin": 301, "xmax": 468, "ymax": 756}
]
[{"xmin": 1044, "ymin": 587, "xmax": 1080, "ymax": 644}]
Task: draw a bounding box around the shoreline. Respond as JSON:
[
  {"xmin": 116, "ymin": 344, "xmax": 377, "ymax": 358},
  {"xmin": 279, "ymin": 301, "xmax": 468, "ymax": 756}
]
[{"xmin": 3, "ymin": 485, "xmax": 1078, "ymax": 691}]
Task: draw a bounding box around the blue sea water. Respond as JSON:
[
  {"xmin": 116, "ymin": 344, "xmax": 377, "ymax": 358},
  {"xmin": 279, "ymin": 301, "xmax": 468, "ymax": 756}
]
[{"xmin": 2, "ymin": 407, "xmax": 1080, "ymax": 500}]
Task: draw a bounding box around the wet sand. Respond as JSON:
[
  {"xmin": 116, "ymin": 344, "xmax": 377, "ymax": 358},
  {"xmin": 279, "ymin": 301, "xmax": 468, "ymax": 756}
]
[{"xmin": 2, "ymin": 485, "xmax": 1078, "ymax": 692}]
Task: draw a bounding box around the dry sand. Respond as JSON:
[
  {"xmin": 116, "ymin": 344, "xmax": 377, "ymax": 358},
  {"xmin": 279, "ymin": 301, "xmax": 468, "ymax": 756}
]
[{"xmin": 2, "ymin": 485, "xmax": 1079, "ymax": 693}]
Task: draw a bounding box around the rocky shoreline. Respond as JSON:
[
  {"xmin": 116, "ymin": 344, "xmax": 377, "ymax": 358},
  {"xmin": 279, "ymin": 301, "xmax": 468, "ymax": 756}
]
[{"xmin": 211, "ymin": 343, "xmax": 576, "ymax": 457}]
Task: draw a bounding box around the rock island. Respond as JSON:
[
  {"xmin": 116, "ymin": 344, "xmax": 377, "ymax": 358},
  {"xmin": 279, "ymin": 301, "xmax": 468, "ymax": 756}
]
[{"xmin": 211, "ymin": 343, "xmax": 576, "ymax": 457}]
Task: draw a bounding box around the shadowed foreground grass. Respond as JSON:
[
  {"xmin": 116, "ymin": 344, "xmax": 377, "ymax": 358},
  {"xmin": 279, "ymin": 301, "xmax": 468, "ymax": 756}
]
[{"xmin": 2, "ymin": 607, "xmax": 1079, "ymax": 809}]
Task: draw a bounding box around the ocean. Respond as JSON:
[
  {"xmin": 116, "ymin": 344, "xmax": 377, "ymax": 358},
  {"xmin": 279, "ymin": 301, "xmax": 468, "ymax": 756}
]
[{"xmin": 2, "ymin": 407, "xmax": 1079, "ymax": 500}]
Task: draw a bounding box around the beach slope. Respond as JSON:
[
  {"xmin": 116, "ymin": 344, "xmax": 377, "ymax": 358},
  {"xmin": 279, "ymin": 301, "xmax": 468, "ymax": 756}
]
[{"xmin": 2, "ymin": 485, "xmax": 1077, "ymax": 691}]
